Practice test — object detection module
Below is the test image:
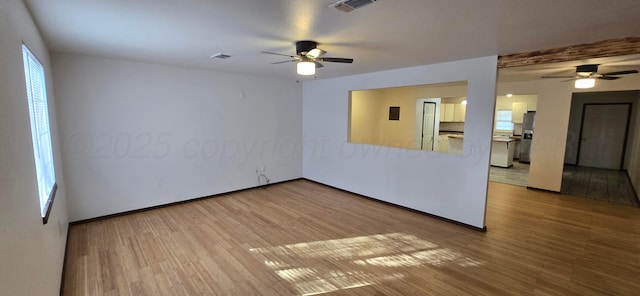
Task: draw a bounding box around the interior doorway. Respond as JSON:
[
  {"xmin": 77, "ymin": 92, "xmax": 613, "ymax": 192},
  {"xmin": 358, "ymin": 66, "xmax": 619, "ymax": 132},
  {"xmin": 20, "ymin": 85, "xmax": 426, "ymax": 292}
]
[
  {"xmin": 577, "ymin": 103, "xmax": 631, "ymax": 169},
  {"xmin": 414, "ymin": 98, "xmax": 441, "ymax": 151},
  {"xmin": 561, "ymin": 91, "xmax": 639, "ymax": 206},
  {"xmin": 421, "ymin": 102, "xmax": 436, "ymax": 151}
]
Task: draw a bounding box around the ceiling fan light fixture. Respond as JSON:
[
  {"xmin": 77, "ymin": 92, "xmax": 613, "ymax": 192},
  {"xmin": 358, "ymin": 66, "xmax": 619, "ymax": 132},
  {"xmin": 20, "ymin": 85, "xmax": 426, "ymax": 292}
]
[
  {"xmin": 264, "ymin": 40, "xmax": 352, "ymax": 75},
  {"xmin": 297, "ymin": 61, "xmax": 315, "ymax": 75},
  {"xmin": 575, "ymin": 78, "xmax": 595, "ymax": 89}
]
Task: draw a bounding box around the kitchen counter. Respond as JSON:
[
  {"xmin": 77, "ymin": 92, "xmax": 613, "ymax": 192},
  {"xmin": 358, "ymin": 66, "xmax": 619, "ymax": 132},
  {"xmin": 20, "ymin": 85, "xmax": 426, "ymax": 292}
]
[
  {"xmin": 447, "ymin": 135, "xmax": 463, "ymax": 154},
  {"xmin": 437, "ymin": 132, "xmax": 461, "ymax": 153},
  {"xmin": 491, "ymin": 136, "xmax": 516, "ymax": 143},
  {"xmin": 449, "ymin": 135, "xmax": 517, "ymax": 142},
  {"xmin": 491, "ymin": 137, "xmax": 515, "ymax": 167},
  {"xmin": 446, "ymin": 135, "xmax": 515, "ymax": 167}
]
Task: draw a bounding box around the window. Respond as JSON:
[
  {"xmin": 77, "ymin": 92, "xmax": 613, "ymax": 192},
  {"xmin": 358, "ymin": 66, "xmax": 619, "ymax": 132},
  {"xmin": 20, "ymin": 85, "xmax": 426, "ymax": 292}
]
[
  {"xmin": 22, "ymin": 44, "xmax": 57, "ymax": 223},
  {"xmin": 495, "ymin": 109, "xmax": 514, "ymax": 131}
]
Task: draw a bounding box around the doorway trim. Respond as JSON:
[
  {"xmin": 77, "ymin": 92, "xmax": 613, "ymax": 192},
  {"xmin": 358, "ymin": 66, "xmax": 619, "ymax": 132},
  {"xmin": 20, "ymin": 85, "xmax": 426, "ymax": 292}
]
[
  {"xmin": 576, "ymin": 103, "xmax": 632, "ymax": 170},
  {"xmin": 414, "ymin": 98, "xmax": 441, "ymax": 150}
]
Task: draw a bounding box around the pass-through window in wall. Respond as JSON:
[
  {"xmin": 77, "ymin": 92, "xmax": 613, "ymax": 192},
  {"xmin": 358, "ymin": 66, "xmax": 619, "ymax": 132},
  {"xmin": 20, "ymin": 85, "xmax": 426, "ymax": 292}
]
[
  {"xmin": 348, "ymin": 81, "xmax": 468, "ymax": 154},
  {"xmin": 22, "ymin": 44, "xmax": 57, "ymax": 224}
]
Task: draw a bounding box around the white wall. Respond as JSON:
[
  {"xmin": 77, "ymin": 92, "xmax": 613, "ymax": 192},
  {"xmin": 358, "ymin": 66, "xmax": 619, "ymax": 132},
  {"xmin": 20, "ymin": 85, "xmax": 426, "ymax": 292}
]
[
  {"xmin": 303, "ymin": 56, "xmax": 498, "ymax": 229},
  {"xmin": 52, "ymin": 54, "xmax": 302, "ymax": 221},
  {"xmin": 497, "ymin": 80, "xmax": 573, "ymax": 191},
  {"xmin": 0, "ymin": 0, "xmax": 69, "ymax": 295}
]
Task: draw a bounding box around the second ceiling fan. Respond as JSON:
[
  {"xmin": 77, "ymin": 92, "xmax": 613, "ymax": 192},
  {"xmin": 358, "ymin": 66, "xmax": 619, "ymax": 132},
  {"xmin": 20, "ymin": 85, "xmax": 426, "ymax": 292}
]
[
  {"xmin": 262, "ymin": 40, "xmax": 354, "ymax": 75},
  {"xmin": 541, "ymin": 64, "xmax": 638, "ymax": 88}
]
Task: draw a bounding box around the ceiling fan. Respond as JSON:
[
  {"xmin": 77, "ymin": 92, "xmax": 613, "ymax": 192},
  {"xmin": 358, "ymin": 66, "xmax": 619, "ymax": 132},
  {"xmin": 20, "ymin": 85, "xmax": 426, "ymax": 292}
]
[
  {"xmin": 541, "ymin": 64, "xmax": 638, "ymax": 88},
  {"xmin": 262, "ymin": 40, "xmax": 354, "ymax": 75}
]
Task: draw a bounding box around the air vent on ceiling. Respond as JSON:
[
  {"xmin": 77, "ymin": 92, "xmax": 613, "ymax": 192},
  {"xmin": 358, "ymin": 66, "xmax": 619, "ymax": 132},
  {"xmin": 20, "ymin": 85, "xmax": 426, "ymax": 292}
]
[
  {"xmin": 329, "ymin": 0, "xmax": 377, "ymax": 12},
  {"xmin": 210, "ymin": 53, "xmax": 231, "ymax": 60}
]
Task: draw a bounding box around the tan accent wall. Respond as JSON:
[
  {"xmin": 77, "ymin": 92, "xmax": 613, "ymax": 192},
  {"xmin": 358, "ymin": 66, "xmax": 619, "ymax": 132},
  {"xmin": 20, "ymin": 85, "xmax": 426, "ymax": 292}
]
[{"xmin": 349, "ymin": 83, "xmax": 467, "ymax": 150}]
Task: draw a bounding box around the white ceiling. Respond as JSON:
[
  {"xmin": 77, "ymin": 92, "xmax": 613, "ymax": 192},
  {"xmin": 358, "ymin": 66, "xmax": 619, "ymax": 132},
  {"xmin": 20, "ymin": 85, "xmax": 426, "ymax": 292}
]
[{"xmin": 24, "ymin": 0, "xmax": 640, "ymax": 80}]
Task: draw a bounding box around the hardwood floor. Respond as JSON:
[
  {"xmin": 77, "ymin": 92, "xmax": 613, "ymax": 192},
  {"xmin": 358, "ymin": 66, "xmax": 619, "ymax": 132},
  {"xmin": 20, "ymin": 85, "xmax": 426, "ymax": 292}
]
[
  {"xmin": 62, "ymin": 180, "xmax": 640, "ymax": 295},
  {"xmin": 561, "ymin": 165, "xmax": 639, "ymax": 207}
]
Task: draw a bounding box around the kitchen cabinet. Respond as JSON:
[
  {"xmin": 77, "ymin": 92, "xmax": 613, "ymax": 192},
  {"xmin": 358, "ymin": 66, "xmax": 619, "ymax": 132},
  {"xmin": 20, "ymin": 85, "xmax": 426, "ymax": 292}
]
[
  {"xmin": 512, "ymin": 102, "xmax": 527, "ymax": 124},
  {"xmin": 440, "ymin": 103, "xmax": 465, "ymax": 122},
  {"xmin": 490, "ymin": 137, "xmax": 516, "ymax": 167},
  {"xmin": 440, "ymin": 103, "xmax": 455, "ymax": 122},
  {"xmin": 453, "ymin": 104, "xmax": 466, "ymax": 122}
]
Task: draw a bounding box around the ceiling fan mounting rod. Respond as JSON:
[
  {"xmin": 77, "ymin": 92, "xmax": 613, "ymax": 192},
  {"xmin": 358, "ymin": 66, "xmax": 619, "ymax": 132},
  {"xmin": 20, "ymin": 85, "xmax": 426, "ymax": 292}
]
[
  {"xmin": 296, "ymin": 40, "xmax": 318, "ymax": 55},
  {"xmin": 576, "ymin": 64, "xmax": 599, "ymax": 74}
]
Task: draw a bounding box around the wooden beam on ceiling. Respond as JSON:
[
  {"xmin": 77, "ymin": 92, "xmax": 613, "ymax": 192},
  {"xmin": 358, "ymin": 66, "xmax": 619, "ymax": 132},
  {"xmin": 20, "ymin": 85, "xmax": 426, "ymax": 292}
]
[{"xmin": 498, "ymin": 37, "xmax": 640, "ymax": 68}]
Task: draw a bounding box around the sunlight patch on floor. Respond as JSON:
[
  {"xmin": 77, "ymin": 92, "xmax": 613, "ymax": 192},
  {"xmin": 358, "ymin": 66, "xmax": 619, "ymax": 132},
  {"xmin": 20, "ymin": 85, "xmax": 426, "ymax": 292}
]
[{"xmin": 250, "ymin": 233, "xmax": 482, "ymax": 295}]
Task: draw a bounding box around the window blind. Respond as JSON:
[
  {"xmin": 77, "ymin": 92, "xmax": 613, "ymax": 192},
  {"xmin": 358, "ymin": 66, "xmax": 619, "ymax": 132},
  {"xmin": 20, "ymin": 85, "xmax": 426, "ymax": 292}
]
[
  {"xmin": 22, "ymin": 45, "xmax": 56, "ymax": 217},
  {"xmin": 495, "ymin": 109, "xmax": 514, "ymax": 131}
]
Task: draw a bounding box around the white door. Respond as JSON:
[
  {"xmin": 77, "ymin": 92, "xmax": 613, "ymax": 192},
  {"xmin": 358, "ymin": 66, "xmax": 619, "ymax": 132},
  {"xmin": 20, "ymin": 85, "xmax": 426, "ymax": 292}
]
[
  {"xmin": 421, "ymin": 102, "xmax": 436, "ymax": 151},
  {"xmin": 578, "ymin": 104, "xmax": 630, "ymax": 169}
]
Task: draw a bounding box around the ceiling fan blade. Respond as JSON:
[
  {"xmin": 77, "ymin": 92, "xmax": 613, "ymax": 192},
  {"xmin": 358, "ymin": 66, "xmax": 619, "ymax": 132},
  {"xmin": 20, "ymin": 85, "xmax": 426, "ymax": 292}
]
[
  {"xmin": 598, "ymin": 70, "xmax": 638, "ymax": 76},
  {"xmin": 314, "ymin": 61, "xmax": 324, "ymax": 68},
  {"xmin": 597, "ymin": 76, "xmax": 621, "ymax": 80},
  {"xmin": 271, "ymin": 60, "xmax": 296, "ymax": 64},
  {"xmin": 541, "ymin": 75, "xmax": 577, "ymax": 79},
  {"xmin": 318, "ymin": 57, "xmax": 354, "ymax": 63},
  {"xmin": 261, "ymin": 51, "xmax": 296, "ymax": 58}
]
